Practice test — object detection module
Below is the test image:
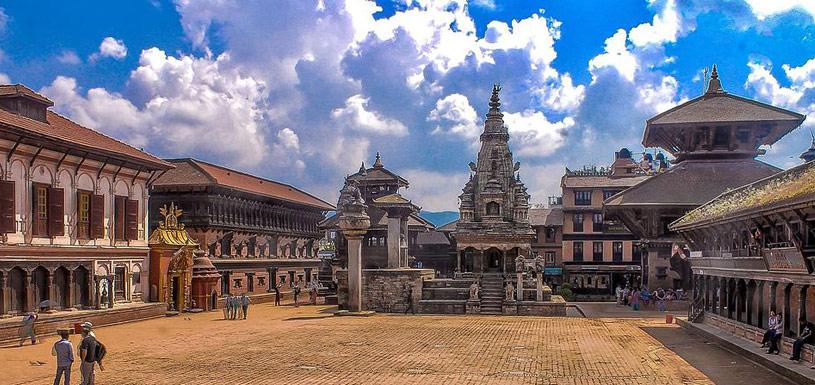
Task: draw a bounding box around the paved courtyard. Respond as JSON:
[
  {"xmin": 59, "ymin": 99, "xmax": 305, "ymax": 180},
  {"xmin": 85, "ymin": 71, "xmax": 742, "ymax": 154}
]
[{"xmin": 0, "ymin": 303, "xmax": 787, "ymax": 385}]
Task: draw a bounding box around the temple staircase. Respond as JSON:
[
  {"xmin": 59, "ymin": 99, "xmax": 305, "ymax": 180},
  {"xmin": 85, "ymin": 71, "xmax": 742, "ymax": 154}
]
[{"xmin": 479, "ymin": 274, "xmax": 504, "ymax": 315}]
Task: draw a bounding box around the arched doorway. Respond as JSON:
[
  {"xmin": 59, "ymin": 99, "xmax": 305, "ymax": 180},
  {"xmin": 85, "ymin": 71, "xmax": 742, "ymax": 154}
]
[
  {"xmin": 53, "ymin": 267, "xmax": 70, "ymax": 309},
  {"xmin": 32, "ymin": 266, "xmax": 49, "ymax": 309},
  {"xmin": 74, "ymin": 266, "xmax": 90, "ymax": 308},
  {"xmin": 9, "ymin": 267, "xmax": 27, "ymax": 313},
  {"xmin": 484, "ymin": 248, "xmax": 503, "ymax": 272}
]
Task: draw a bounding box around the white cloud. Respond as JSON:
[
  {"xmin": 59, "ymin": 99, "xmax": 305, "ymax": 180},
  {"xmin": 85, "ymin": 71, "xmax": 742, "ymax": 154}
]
[
  {"xmin": 638, "ymin": 75, "xmax": 682, "ymax": 114},
  {"xmin": 91, "ymin": 37, "xmax": 128, "ymax": 61},
  {"xmin": 277, "ymin": 128, "xmax": 300, "ymax": 151},
  {"xmin": 41, "ymin": 48, "xmax": 269, "ymax": 168},
  {"xmin": 0, "ymin": 7, "xmax": 7, "ymax": 34},
  {"xmin": 428, "ymin": 93, "xmax": 479, "ymax": 138},
  {"xmin": 745, "ymin": 0, "xmax": 815, "ymax": 20},
  {"xmin": 401, "ymin": 169, "xmax": 468, "ymax": 211},
  {"xmin": 503, "ymin": 110, "xmax": 572, "ymax": 157},
  {"xmin": 331, "ymin": 94, "xmax": 408, "ymax": 136},
  {"xmin": 0, "ymin": 73, "xmax": 10, "ymax": 84},
  {"xmin": 56, "ymin": 50, "xmax": 81, "ymax": 65},
  {"xmin": 589, "ymin": 29, "xmax": 638, "ymax": 82},
  {"xmin": 628, "ymin": 0, "xmax": 681, "ymax": 47}
]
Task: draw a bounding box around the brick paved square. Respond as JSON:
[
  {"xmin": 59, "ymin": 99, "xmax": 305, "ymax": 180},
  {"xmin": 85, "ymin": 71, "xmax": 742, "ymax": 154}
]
[{"xmin": 3, "ymin": 304, "xmax": 713, "ymax": 385}]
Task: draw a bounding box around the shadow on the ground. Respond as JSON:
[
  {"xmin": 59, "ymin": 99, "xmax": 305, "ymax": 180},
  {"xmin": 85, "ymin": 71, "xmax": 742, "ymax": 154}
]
[
  {"xmin": 283, "ymin": 315, "xmax": 335, "ymax": 321},
  {"xmin": 642, "ymin": 326, "xmax": 796, "ymax": 385}
]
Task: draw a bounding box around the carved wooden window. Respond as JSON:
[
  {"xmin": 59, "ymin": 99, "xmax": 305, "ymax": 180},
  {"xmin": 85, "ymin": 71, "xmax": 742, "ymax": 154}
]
[
  {"xmin": 77, "ymin": 191, "xmax": 91, "ymax": 239},
  {"xmin": 114, "ymin": 196, "xmax": 127, "ymax": 241},
  {"xmin": 593, "ymin": 242, "xmax": 603, "ymax": 261},
  {"xmin": 0, "ymin": 180, "xmax": 15, "ymax": 233},
  {"xmin": 574, "ymin": 190, "xmax": 591, "ymax": 206}
]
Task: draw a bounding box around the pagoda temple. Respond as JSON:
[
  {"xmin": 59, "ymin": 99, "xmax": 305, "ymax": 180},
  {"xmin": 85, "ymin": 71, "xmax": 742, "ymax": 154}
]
[
  {"xmin": 454, "ymin": 85, "xmax": 534, "ymax": 274},
  {"xmin": 604, "ymin": 65, "xmax": 806, "ymax": 290}
]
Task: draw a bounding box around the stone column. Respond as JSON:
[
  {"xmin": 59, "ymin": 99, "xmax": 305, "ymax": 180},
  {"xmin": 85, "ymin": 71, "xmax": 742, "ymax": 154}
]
[
  {"xmin": 345, "ymin": 230, "xmax": 366, "ymax": 312},
  {"xmin": 797, "ymin": 285, "xmax": 808, "ymax": 335},
  {"xmin": 94, "ymin": 276, "xmax": 102, "ymax": 310},
  {"xmin": 25, "ymin": 271, "xmax": 33, "ymax": 312},
  {"xmin": 47, "ymin": 271, "xmax": 55, "ymax": 310},
  {"xmin": 67, "ymin": 270, "xmax": 75, "ymax": 309},
  {"xmin": 126, "ymin": 271, "xmax": 133, "ymax": 302},
  {"xmin": 769, "ymin": 281, "xmax": 778, "ymax": 313},
  {"xmin": 87, "ymin": 272, "xmax": 95, "ymax": 310},
  {"xmin": 536, "ymin": 274, "xmax": 543, "ymax": 302},
  {"xmin": 719, "ymin": 277, "xmax": 727, "ymax": 316},
  {"xmin": 386, "ymin": 215, "xmax": 400, "ymax": 269},
  {"xmin": 783, "ymin": 283, "xmax": 792, "ymax": 337},
  {"xmin": 0, "ymin": 273, "xmax": 8, "ymax": 315},
  {"xmin": 400, "ymin": 216, "xmax": 409, "ymax": 267},
  {"xmin": 746, "ymin": 280, "xmax": 754, "ymax": 326},
  {"xmin": 108, "ymin": 275, "xmax": 115, "ymax": 308},
  {"xmin": 756, "ymin": 281, "xmax": 765, "ymax": 329}
]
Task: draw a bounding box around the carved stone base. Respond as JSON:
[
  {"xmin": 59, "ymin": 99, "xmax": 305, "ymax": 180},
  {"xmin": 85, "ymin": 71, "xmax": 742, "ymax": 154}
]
[
  {"xmin": 466, "ymin": 300, "xmax": 481, "ymax": 314},
  {"xmin": 502, "ymin": 300, "xmax": 517, "ymax": 315}
]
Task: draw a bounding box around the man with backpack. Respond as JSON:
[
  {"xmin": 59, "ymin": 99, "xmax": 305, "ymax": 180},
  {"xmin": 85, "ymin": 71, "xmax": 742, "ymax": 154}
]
[{"xmin": 78, "ymin": 322, "xmax": 105, "ymax": 385}]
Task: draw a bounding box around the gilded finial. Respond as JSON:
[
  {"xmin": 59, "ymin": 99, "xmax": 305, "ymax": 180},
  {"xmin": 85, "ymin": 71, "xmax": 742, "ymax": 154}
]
[
  {"xmin": 373, "ymin": 151, "xmax": 384, "ymax": 168},
  {"xmin": 706, "ymin": 64, "xmax": 723, "ymax": 94}
]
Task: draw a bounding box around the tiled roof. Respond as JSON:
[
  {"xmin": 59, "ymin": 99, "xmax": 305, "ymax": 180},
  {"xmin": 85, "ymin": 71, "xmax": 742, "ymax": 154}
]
[
  {"xmin": 529, "ymin": 207, "xmax": 563, "ymax": 226},
  {"xmin": 644, "ymin": 91, "xmax": 805, "ymax": 147},
  {"xmin": 671, "ymin": 160, "xmax": 815, "ymax": 229},
  {"xmin": 153, "ymin": 159, "xmax": 334, "ymax": 210},
  {"xmin": 604, "ymin": 159, "xmax": 780, "ymax": 207},
  {"xmin": 562, "ymin": 174, "xmax": 650, "ymax": 189},
  {"xmin": 438, "ymin": 220, "xmax": 458, "ymax": 232},
  {"xmin": 0, "ymin": 108, "xmax": 171, "ymax": 170},
  {"xmin": 319, "ymin": 207, "xmax": 434, "ymax": 230},
  {"xmin": 416, "ymin": 231, "xmax": 451, "ymax": 246},
  {"xmin": 0, "ymin": 84, "xmax": 54, "ymax": 106}
]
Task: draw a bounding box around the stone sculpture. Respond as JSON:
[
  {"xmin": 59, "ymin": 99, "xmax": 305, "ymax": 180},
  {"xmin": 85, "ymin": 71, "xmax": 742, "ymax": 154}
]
[
  {"xmin": 469, "ymin": 280, "xmax": 480, "ymax": 301},
  {"xmin": 515, "ymin": 254, "xmax": 525, "ymax": 273},
  {"xmin": 505, "ymin": 281, "xmax": 515, "ymax": 301}
]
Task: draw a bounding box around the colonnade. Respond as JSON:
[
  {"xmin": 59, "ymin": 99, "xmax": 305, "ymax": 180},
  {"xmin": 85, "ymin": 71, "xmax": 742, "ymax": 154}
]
[{"xmin": 692, "ymin": 273, "xmax": 812, "ymax": 337}]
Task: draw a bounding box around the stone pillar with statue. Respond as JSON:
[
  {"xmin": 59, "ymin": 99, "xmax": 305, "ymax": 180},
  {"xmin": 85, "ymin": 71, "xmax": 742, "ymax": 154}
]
[{"xmin": 336, "ymin": 178, "xmax": 370, "ymax": 314}]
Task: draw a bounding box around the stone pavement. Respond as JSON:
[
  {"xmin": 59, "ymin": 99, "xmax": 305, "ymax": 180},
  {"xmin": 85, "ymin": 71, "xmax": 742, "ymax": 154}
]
[{"xmin": 0, "ymin": 303, "xmax": 737, "ymax": 385}]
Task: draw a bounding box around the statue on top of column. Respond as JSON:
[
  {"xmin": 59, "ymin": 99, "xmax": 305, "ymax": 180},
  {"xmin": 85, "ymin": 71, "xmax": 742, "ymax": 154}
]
[
  {"xmin": 535, "ymin": 253, "xmax": 545, "ymax": 274},
  {"xmin": 515, "ymin": 254, "xmax": 525, "ymax": 273},
  {"xmin": 337, "ymin": 177, "xmax": 370, "ymax": 232}
]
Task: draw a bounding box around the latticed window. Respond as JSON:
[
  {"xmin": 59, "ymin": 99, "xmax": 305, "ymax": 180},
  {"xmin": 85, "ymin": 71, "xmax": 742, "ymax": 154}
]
[{"xmin": 78, "ymin": 191, "xmax": 91, "ymax": 239}]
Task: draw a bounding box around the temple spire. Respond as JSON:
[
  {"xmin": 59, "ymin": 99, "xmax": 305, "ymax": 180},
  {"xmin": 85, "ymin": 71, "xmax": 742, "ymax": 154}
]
[
  {"xmin": 373, "ymin": 151, "xmax": 384, "ymax": 168},
  {"xmin": 487, "ymin": 84, "xmax": 502, "ymax": 118},
  {"xmin": 706, "ymin": 64, "xmax": 724, "ymax": 94},
  {"xmin": 358, "ymin": 162, "xmax": 367, "ymax": 175}
]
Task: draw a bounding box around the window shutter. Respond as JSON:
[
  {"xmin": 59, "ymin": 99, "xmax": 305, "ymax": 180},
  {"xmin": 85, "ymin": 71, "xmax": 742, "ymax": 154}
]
[
  {"xmin": 48, "ymin": 187, "xmax": 65, "ymax": 236},
  {"xmin": 0, "ymin": 181, "xmax": 15, "ymax": 233},
  {"xmin": 126, "ymin": 199, "xmax": 139, "ymax": 241},
  {"xmin": 91, "ymin": 194, "xmax": 105, "ymax": 239},
  {"xmin": 31, "ymin": 186, "xmax": 40, "ymax": 235}
]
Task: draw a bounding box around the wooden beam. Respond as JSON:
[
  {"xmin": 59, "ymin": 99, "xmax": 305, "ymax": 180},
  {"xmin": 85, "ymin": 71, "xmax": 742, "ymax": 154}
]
[{"xmin": 6, "ymin": 135, "xmax": 22, "ymax": 162}]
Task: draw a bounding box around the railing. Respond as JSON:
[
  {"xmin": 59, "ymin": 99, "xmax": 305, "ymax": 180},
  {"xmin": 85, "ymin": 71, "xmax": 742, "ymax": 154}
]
[{"xmin": 688, "ymin": 296, "xmax": 705, "ymax": 323}]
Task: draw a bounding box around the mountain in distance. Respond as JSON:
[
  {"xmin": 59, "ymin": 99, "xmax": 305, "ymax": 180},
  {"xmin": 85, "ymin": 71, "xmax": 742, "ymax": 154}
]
[{"xmin": 420, "ymin": 211, "xmax": 459, "ymax": 227}]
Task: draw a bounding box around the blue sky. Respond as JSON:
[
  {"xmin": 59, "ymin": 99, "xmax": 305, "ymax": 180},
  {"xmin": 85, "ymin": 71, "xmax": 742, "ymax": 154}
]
[{"xmin": 1, "ymin": 0, "xmax": 815, "ymax": 211}]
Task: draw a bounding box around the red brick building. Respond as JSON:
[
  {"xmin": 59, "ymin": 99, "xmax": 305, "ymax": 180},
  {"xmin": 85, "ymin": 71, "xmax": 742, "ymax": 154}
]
[{"xmin": 149, "ymin": 158, "xmax": 334, "ymax": 297}]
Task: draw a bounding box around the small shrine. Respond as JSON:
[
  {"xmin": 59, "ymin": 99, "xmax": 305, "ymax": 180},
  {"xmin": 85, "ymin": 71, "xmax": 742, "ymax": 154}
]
[{"xmin": 148, "ymin": 203, "xmax": 201, "ymax": 312}]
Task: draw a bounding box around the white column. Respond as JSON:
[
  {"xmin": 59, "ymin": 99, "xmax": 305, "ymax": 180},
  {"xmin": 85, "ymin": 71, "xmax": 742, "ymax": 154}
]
[
  {"xmin": 346, "ymin": 232, "xmax": 365, "ymax": 312},
  {"xmin": 387, "ymin": 215, "xmax": 400, "ymax": 268}
]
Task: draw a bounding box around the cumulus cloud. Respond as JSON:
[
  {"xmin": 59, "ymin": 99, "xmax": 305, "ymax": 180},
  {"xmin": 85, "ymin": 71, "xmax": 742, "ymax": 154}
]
[
  {"xmin": 503, "ymin": 110, "xmax": 572, "ymax": 157},
  {"xmin": 428, "ymin": 93, "xmax": 479, "ymax": 138},
  {"xmin": 56, "ymin": 50, "xmax": 81, "ymax": 65},
  {"xmin": 90, "ymin": 37, "xmax": 128, "ymax": 61},
  {"xmin": 0, "ymin": 7, "xmax": 7, "ymax": 34},
  {"xmin": 331, "ymin": 94, "xmax": 409, "ymax": 136},
  {"xmin": 744, "ymin": 0, "xmax": 815, "ymax": 20},
  {"xmin": 401, "ymin": 169, "xmax": 469, "ymax": 212},
  {"xmin": 41, "ymin": 48, "xmax": 269, "ymax": 168},
  {"xmin": 277, "ymin": 128, "xmax": 300, "ymax": 151},
  {"xmin": 628, "ymin": 0, "xmax": 681, "ymax": 47},
  {"xmin": 588, "ymin": 29, "xmax": 638, "ymax": 82}
]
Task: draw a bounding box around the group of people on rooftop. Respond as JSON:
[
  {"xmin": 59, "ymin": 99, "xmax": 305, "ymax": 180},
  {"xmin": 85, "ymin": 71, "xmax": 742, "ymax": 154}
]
[{"xmin": 616, "ymin": 285, "xmax": 687, "ymax": 311}]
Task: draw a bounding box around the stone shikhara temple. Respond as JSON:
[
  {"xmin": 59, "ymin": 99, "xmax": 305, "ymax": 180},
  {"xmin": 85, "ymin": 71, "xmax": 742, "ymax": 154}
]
[
  {"xmin": 455, "ymin": 85, "xmax": 535, "ymax": 275},
  {"xmin": 335, "ymin": 86, "xmax": 565, "ymax": 316}
]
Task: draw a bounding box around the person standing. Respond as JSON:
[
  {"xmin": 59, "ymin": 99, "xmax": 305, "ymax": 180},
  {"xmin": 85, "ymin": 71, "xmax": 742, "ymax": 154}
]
[
  {"xmin": 615, "ymin": 285, "xmax": 623, "ymax": 305},
  {"xmin": 18, "ymin": 312, "xmax": 38, "ymax": 346},
  {"xmin": 79, "ymin": 322, "xmax": 104, "ymax": 385},
  {"xmin": 241, "ymin": 294, "xmax": 250, "ymax": 320},
  {"xmin": 631, "ymin": 287, "xmax": 641, "ymax": 311},
  {"xmin": 51, "ymin": 328, "xmax": 74, "ymax": 385},
  {"xmin": 274, "ymin": 282, "xmax": 282, "ymax": 306},
  {"xmin": 293, "ymin": 280, "xmax": 302, "ymax": 307},
  {"xmin": 403, "ymin": 283, "xmax": 415, "ymax": 315},
  {"xmin": 790, "ymin": 317, "xmax": 815, "ymax": 362},
  {"xmin": 222, "ymin": 295, "xmax": 229, "ymax": 319},
  {"xmin": 655, "ymin": 288, "xmax": 667, "ymax": 312}
]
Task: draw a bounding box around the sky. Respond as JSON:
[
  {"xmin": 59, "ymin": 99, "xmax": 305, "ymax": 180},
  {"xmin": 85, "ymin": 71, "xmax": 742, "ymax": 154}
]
[{"xmin": 1, "ymin": 0, "xmax": 815, "ymax": 212}]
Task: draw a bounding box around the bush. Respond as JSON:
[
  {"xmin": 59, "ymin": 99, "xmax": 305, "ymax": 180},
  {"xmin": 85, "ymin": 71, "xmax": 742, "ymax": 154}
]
[{"xmin": 558, "ymin": 283, "xmax": 574, "ymax": 301}]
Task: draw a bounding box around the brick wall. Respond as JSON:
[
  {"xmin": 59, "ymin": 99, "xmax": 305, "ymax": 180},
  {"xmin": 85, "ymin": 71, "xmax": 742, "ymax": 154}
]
[
  {"xmin": 0, "ymin": 303, "xmax": 166, "ymax": 343},
  {"xmin": 337, "ymin": 269, "xmax": 434, "ymax": 313}
]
